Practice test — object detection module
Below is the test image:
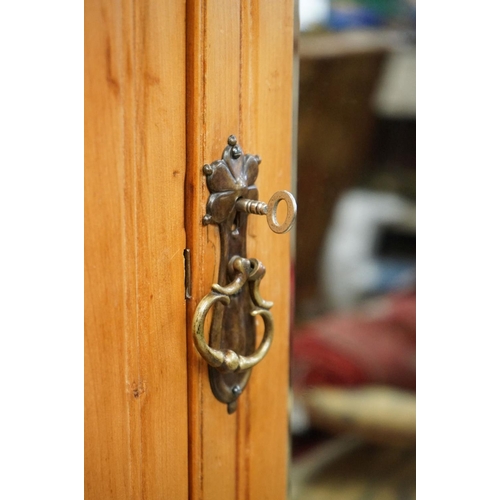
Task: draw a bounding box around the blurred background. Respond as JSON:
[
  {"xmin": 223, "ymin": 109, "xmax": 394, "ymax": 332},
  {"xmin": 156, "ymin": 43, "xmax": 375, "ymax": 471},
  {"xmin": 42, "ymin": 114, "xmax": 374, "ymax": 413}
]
[{"xmin": 291, "ymin": 1, "xmax": 416, "ymax": 498}]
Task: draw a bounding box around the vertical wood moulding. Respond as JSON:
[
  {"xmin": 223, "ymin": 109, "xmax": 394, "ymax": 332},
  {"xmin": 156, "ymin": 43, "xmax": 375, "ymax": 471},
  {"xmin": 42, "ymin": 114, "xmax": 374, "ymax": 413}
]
[
  {"xmin": 85, "ymin": 0, "xmax": 132, "ymax": 496},
  {"xmin": 242, "ymin": 2, "xmax": 294, "ymax": 500},
  {"xmin": 85, "ymin": 1, "xmax": 130, "ymax": 498},
  {"xmin": 186, "ymin": 0, "xmax": 242, "ymax": 499},
  {"xmin": 131, "ymin": 1, "xmax": 189, "ymax": 498},
  {"xmin": 185, "ymin": 2, "xmax": 206, "ymax": 497}
]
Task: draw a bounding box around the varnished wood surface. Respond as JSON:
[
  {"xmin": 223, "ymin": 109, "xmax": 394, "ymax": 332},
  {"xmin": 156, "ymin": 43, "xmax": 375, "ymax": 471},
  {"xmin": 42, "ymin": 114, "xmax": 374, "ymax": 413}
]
[
  {"xmin": 185, "ymin": 1, "xmax": 241, "ymax": 498},
  {"xmin": 186, "ymin": 1, "xmax": 294, "ymax": 499},
  {"xmin": 84, "ymin": 1, "xmax": 188, "ymax": 498},
  {"xmin": 86, "ymin": 0, "xmax": 294, "ymax": 498},
  {"xmin": 240, "ymin": 3, "xmax": 294, "ymax": 499}
]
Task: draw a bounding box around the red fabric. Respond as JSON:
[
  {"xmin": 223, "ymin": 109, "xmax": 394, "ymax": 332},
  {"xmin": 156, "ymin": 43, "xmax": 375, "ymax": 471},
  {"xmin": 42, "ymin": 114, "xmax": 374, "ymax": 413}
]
[{"xmin": 292, "ymin": 292, "xmax": 416, "ymax": 391}]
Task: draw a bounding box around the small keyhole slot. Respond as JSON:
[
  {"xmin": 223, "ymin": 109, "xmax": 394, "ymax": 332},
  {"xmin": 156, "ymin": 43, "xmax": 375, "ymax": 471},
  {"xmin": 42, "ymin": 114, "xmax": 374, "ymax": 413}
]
[{"xmin": 231, "ymin": 212, "xmax": 240, "ymax": 235}]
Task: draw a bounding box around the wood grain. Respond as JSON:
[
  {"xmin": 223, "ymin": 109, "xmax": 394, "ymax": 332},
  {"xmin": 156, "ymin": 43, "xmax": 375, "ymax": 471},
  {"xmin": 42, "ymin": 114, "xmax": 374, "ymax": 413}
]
[
  {"xmin": 241, "ymin": 2, "xmax": 294, "ymax": 499},
  {"xmin": 85, "ymin": 2, "xmax": 131, "ymax": 496},
  {"xmin": 86, "ymin": 0, "xmax": 294, "ymax": 497},
  {"xmin": 186, "ymin": 1, "xmax": 241, "ymax": 498},
  {"xmin": 186, "ymin": 1, "xmax": 294, "ymax": 499},
  {"xmin": 85, "ymin": 1, "xmax": 188, "ymax": 498}
]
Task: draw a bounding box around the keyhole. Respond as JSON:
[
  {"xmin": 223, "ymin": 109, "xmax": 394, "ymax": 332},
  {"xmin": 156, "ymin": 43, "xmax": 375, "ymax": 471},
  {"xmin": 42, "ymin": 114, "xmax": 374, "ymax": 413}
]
[{"xmin": 231, "ymin": 212, "xmax": 240, "ymax": 235}]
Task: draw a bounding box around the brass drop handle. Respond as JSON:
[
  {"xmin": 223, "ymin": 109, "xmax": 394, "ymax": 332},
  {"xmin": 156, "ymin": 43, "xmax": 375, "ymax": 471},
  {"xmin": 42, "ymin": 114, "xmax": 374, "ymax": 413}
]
[
  {"xmin": 193, "ymin": 135, "xmax": 297, "ymax": 413},
  {"xmin": 193, "ymin": 257, "xmax": 274, "ymax": 373}
]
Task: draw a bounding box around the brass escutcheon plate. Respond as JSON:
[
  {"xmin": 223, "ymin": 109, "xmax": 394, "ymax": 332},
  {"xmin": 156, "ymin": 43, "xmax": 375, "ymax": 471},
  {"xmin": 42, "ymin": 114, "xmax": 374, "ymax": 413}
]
[{"xmin": 196, "ymin": 136, "xmax": 273, "ymax": 413}]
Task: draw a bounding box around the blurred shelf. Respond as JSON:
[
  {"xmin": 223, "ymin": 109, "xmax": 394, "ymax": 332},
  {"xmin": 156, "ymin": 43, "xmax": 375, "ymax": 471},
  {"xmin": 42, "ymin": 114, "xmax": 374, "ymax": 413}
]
[{"xmin": 299, "ymin": 29, "xmax": 408, "ymax": 59}]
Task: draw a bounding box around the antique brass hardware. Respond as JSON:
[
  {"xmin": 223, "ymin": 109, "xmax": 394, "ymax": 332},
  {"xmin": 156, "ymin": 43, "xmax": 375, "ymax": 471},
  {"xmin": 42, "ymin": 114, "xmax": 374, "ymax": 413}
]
[
  {"xmin": 235, "ymin": 190, "xmax": 296, "ymax": 234},
  {"xmin": 193, "ymin": 257, "xmax": 274, "ymax": 372},
  {"xmin": 193, "ymin": 135, "xmax": 297, "ymax": 413}
]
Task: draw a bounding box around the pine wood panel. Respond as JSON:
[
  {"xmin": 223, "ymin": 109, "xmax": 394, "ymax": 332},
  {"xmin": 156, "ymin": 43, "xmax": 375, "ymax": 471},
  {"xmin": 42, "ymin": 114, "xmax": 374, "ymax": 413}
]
[
  {"xmin": 86, "ymin": 0, "xmax": 294, "ymax": 497},
  {"xmin": 240, "ymin": 3, "xmax": 295, "ymax": 499},
  {"xmin": 84, "ymin": 2, "xmax": 131, "ymax": 495},
  {"xmin": 186, "ymin": 1, "xmax": 294, "ymax": 499},
  {"xmin": 84, "ymin": 1, "xmax": 188, "ymax": 498}
]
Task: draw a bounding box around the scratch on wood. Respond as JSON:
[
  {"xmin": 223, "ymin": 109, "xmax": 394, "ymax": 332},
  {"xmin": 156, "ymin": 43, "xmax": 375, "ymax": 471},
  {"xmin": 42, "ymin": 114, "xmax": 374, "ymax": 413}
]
[
  {"xmin": 184, "ymin": 249, "xmax": 192, "ymax": 299},
  {"xmin": 105, "ymin": 36, "xmax": 120, "ymax": 96}
]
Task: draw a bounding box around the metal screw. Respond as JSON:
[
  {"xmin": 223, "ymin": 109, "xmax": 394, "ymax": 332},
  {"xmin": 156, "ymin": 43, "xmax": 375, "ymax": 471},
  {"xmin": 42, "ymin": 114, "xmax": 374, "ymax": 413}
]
[
  {"xmin": 227, "ymin": 135, "xmax": 237, "ymax": 146},
  {"xmin": 232, "ymin": 385, "xmax": 242, "ymax": 396}
]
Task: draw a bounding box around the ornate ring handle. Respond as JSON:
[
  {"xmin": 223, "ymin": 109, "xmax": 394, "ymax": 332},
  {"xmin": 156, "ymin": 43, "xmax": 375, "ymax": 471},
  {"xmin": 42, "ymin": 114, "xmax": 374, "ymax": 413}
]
[{"xmin": 193, "ymin": 257, "xmax": 274, "ymax": 374}]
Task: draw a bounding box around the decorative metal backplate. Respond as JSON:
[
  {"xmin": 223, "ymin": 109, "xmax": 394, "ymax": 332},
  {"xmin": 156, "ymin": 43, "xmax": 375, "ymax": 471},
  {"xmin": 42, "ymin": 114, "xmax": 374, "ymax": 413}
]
[{"xmin": 202, "ymin": 136, "xmax": 270, "ymax": 413}]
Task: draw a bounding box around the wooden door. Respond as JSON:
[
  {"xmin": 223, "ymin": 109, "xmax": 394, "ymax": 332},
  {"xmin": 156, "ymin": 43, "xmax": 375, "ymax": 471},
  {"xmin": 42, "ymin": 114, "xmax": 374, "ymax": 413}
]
[{"xmin": 85, "ymin": 1, "xmax": 294, "ymax": 498}]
